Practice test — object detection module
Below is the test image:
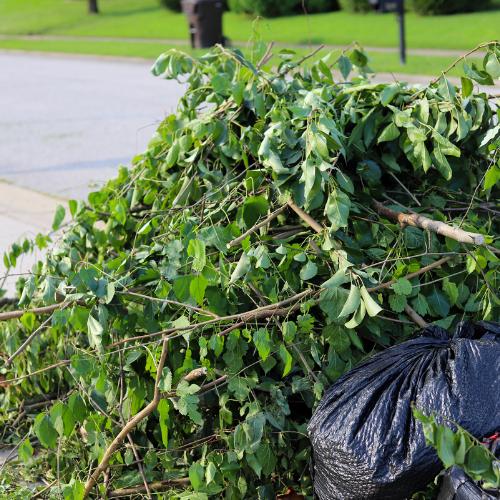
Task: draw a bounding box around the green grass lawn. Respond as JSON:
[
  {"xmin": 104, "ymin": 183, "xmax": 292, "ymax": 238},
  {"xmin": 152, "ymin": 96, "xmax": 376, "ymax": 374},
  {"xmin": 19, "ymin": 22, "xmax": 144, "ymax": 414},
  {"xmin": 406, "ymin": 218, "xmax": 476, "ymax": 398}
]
[
  {"xmin": 0, "ymin": 36, "xmax": 470, "ymax": 79},
  {"xmin": 1, "ymin": 0, "xmax": 500, "ymax": 50}
]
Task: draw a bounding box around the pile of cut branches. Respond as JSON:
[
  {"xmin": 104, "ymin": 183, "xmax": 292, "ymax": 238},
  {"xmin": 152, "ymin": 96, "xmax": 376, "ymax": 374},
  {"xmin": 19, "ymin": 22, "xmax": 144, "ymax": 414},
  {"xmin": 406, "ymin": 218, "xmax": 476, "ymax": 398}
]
[{"xmin": 1, "ymin": 37, "xmax": 500, "ymax": 500}]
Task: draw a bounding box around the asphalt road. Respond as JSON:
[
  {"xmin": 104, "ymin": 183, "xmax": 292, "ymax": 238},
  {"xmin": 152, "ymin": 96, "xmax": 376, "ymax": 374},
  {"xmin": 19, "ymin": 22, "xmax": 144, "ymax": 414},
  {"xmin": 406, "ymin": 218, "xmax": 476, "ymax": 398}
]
[{"xmin": 0, "ymin": 51, "xmax": 186, "ymax": 200}]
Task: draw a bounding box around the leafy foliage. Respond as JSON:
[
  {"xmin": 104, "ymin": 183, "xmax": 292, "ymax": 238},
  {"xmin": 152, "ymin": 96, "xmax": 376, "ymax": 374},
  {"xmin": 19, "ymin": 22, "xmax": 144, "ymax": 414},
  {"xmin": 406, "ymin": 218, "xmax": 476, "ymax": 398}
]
[
  {"xmin": 413, "ymin": 405, "xmax": 500, "ymax": 490},
  {"xmin": 1, "ymin": 38, "xmax": 500, "ymax": 498}
]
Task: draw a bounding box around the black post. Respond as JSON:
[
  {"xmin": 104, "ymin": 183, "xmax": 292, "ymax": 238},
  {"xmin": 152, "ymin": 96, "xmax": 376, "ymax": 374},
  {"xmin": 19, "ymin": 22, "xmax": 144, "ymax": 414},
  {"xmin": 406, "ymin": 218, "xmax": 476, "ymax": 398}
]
[
  {"xmin": 88, "ymin": 0, "xmax": 99, "ymax": 14},
  {"xmin": 398, "ymin": 0, "xmax": 405, "ymax": 65}
]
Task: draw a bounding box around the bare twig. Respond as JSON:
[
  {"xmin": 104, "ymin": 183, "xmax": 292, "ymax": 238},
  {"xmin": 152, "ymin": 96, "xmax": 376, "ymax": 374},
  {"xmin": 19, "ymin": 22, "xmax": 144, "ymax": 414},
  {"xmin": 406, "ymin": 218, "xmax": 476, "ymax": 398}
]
[
  {"xmin": 329, "ymin": 41, "xmax": 358, "ymax": 69},
  {"xmin": 256, "ymin": 41, "xmax": 275, "ymax": 70},
  {"xmin": 0, "ymin": 299, "xmax": 85, "ymax": 321},
  {"xmin": 430, "ymin": 42, "xmax": 499, "ymax": 85},
  {"xmin": 372, "ymin": 201, "xmax": 485, "ymax": 246},
  {"xmin": 108, "ymin": 478, "xmax": 190, "ymax": 498},
  {"xmin": 7, "ymin": 302, "xmax": 71, "ymax": 365},
  {"xmin": 387, "ymin": 172, "xmax": 421, "ymax": 206},
  {"xmin": 117, "ymin": 290, "xmax": 218, "ymax": 318},
  {"xmin": 32, "ymin": 479, "xmax": 58, "ymax": 499},
  {"xmin": 227, "ymin": 205, "xmax": 288, "ymax": 248},
  {"xmin": 366, "ymin": 256, "xmax": 454, "ymax": 293}
]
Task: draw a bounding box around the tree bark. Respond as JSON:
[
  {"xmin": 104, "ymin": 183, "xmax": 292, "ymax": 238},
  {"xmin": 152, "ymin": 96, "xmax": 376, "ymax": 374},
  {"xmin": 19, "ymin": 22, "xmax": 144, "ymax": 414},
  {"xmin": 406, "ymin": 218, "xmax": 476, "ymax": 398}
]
[{"xmin": 88, "ymin": 0, "xmax": 98, "ymax": 14}]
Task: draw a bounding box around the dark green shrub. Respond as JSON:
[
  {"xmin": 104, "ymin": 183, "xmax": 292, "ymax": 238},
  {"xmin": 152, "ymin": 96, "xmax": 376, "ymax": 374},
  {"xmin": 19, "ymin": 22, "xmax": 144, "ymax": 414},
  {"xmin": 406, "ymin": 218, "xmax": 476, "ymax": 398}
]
[
  {"xmin": 338, "ymin": 0, "xmax": 371, "ymax": 13},
  {"xmin": 229, "ymin": 0, "xmax": 338, "ymax": 17},
  {"xmin": 160, "ymin": 0, "xmax": 182, "ymax": 12},
  {"xmin": 407, "ymin": 0, "xmax": 490, "ymax": 14}
]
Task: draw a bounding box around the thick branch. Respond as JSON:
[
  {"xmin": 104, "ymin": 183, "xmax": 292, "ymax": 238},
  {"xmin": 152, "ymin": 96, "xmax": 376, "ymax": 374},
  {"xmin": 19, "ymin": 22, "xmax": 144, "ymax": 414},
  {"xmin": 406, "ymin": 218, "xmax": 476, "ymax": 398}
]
[
  {"xmin": 372, "ymin": 201, "xmax": 485, "ymax": 246},
  {"xmin": 286, "ymin": 198, "xmax": 323, "ymax": 233},
  {"xmin": 404, "ymin": 305, "xmax": 428, "ymax": 328}
]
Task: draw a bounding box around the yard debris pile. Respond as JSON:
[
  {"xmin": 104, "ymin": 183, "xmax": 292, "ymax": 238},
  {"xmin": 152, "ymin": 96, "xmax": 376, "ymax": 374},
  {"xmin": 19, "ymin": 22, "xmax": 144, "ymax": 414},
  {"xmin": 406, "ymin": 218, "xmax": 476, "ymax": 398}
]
[{"xmin": 0, "ymin": 40, "xmax": 500, "ymax": 498}]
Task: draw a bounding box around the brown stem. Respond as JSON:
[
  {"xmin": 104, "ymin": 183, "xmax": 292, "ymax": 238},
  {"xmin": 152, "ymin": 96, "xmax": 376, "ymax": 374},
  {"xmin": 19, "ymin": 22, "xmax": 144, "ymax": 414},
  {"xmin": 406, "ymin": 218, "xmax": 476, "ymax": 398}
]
[
  {"xmin": 404, "ymin": 305, "xmax": 428, "ymax": 328},
  {"xmin": 329, "ymin": 40, "xmax": 358, "ymax": 69},
  {"xmin": 117, "ymin": 290, "xmax": 218, "ymax": 318},
  {"xmin": 286, "ymin": 198, "xmax": 323, "ymax": 233},
  {"xmin": 430, "ymin": 42, "xmax": 498, "ymax": 85},
  {"xmin": 256, "ymin": 40, "xmax": 275, "ymax": 70},
  {"xmin": 227, "ymin": 205, "xmax": 288, "ymax": 249},
  {"xmin": 32, "ymin": 479, "xmax": 58, "ymax": 499},
  {"xmin": 366, "ymin": 256, "xmax": 454, "ymax": 293},
  {"xmin": 0, "ymin": 299, "xmax": 85, "ymax": 322},
  {"xmin": 6, "ymin": 302, "xmax": 71, "ymax": 364},
  {"xmin": 372, "ymin": 201, "xmax": 485, "ymax": 246},
  {"xmin": 108, "ymin": 478, "xmax": 190, "ymax": 498}
]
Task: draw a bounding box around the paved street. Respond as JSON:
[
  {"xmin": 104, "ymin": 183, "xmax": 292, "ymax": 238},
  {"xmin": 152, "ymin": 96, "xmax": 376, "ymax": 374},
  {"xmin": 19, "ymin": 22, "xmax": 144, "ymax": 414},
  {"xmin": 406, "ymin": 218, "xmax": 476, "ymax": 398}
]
[{"xmin": 0, "ymin": 51, "xmax": 186, "ymax": 199}]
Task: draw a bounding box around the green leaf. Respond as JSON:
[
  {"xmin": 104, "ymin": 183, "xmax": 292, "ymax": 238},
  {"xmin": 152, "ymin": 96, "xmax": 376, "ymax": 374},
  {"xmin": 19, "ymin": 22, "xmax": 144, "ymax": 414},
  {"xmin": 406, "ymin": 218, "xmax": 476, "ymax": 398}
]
[
  {"xmin": 319, "ymin": 286, "xmax": 350, "ymax": 323},
  {"xmin": 300, "ymin": 260, "xmax": 317, "ymax": 280},
  {"xmin": 158, "ymin": 367, "xmax": 173, "ymax": 392},
  {"xmin": 389, "ymin": 294, "xmax": 408, "ymax": 313},
  {"xmin": 18, "ymin": 439, "xmax": 33, "ymax": 463},
  {"xmin": 174, "ymin": 274, "xmax": 195, "ymax": 302},
  {"xmin": 279, "ymin": 346, "xmax": 293, "ymax": 376},
  {"xmin": 187, "ymin": 240, "xmax": 206, "ymax": 272},
  {"xmin": 89, "ymin": 388, "xmax": 108, "ymax": 414},
  {"xmin": 428, "ymin": 289, "xmax": 450, "ymax": 318},
  {"xmin": 486, "ymin": 52, "xmax": 500, "ymax": 79},
  {"xmin": 20, "ymin": 311, "xmax": 36, "ymax": 331},
  {"xmin": 34, "ymin": 413, "xmax": 58, "ymax": 449},
  {"xmin": 484, "ymin": 164, "xmax": 500, "ymax": 190},
  {"xmin": 443, "ymin": 281, "xmax": 459, "ymax": 307},
  {"xmin": 480, "ymin": 124, "xmax": 500, "ymax": 149},
  {"xmin": 377, "ymin": 122, "xmax": 400, "ymax": 143},
  {"xmin": 228, "ymin": 377, "xmax": 251, "ymax": 402},
  {"xmin": 158, "ymin": 399, "xmax": 170, "ymax": 448},
  {"xmin": 432, "ymin": 147, "xmax": 452, "ymax": 180},
  {"xmin": 338, "ymin": 54, "xmax": 352, "ymax": 80},
  {"xmin": 360, "ymin": 286, "xmax": 383, "ymax": 317},
  {"xmin": 87, "ymin": 314, "xmax": 104, "ymax": 352},
  {"xmin": 392, "ymin": 278, "xmax": 412, "ymax": 296},
  {"xmin": 324, "ymin": 324, "xmax": 350, "ymax": 353},
  {"xmin": 256, "ymin": 442, "xmax": 278, "ymax": 478},
  {"xmin": 380, "ymin": 83, "xmax": 399, "ymax": 106},
  {"xmin": 438, "ymin": 426, "xmax": 456, "ymax": 468},
  {"xmin": 325, "ymin": 189, "xmax": 350, "ymax": 231},
  {"xmin": 206, "ymin": 462, "xmax": 217, "ymax": 483},
  {"xmin": 50, "ymin": 403, "xmax": 74, "ymax": 439},
  {"xmin": 189, "ymin": 462, "xmax": 204, "ymax": 492},
  {"xmin": 52, "ymin": 204, "xmax": 66, "ymax": 231},
  {"xmin": 461, "ymin": 77, "xmax": 473, "ymax": 98},
  {"xmin": 68, "ymin": 394, "xmax": 87, "ymax": 424},
  {"xmin": 438, "ymin": 75, "xmax": 456, "ymax": 101},
  {"xmin": 230, "ymin": 252, "xmax": 251, "ymax": 283},
  {"xmin": 339, "ymin": 283, "xmax": 360, "ymax": 317},
  {"xmin": 190, "ymin": 275, "xmax": 208, "ymax": 306},
  {"xmin": 466, "ymin": 445, "xmax": 491, "ymax": 474},
  {"xmin": 253, "ymin": 328, "xmax": 271, "ymax": 361},
  {"xmin": 344, "ymin": 300, "xmax": 366, "ymax": 328},
  {"xmin": 412, "ymin": 294, "xmax": 429, "ymax": 317}
]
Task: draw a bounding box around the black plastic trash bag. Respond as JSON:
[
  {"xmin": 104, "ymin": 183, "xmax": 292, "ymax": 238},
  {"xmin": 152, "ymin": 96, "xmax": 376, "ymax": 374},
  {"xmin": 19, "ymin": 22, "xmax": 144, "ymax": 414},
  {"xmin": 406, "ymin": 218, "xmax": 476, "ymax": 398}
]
[
  {"xmin": 308, "ymin": 321, "xmax": 500, "ymax": 500},
  {"xmin": 437, "ymin": 466, "xmax": 499, "ymax": 500}
]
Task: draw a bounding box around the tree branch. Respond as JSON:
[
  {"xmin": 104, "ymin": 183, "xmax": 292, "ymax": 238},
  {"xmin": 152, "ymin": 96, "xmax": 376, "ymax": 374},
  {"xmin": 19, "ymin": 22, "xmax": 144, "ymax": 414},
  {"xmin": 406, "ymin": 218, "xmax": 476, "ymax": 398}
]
[
  {"xmin": 404, "ymin": 305, "xmax": 428, "ymax": 328},
  {"xmin": 227, "ymin": 205, "xmax": 288, "ymax": 249},
  {"xmin": 366, "ymin": 256, "xmax": 454, "ymax": 293},
  {"xmin": 372, "ymin": 201, "xmax": 485, "ymax": 246},
  {"xmin": 286, "ymin": 198, "xmax": 323, "ymax": 233},
  {"xmin": 108, "ymin": 478, "xmax": 190, "ymax": 498}
]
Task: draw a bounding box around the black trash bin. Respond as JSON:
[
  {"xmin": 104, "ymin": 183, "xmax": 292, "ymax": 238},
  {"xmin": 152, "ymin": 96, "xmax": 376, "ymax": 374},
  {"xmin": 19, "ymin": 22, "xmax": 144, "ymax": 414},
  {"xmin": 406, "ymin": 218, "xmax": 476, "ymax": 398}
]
[{"xmin": 181, "ymin": 0, "xmax": 227, "ymax": 49}]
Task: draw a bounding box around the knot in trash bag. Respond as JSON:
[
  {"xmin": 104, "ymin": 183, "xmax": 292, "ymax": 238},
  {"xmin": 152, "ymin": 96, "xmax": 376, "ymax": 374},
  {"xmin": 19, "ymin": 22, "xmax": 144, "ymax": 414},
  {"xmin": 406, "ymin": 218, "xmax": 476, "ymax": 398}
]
[
  {"xmin": 307, "ymin": 321, "xmax": 500, "ymax": 500},
  {"xmin": 437, "ymin": 466, "xmax": 499, "ymax": 500}
]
